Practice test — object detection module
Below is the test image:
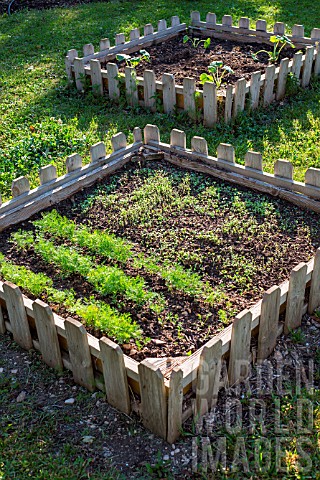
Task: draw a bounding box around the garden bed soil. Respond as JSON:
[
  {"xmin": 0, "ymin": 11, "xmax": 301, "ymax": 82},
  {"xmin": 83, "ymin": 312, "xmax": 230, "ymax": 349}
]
[
  {"xmin": 111, "ymin": 34, "xmax": 298, "ymax": 88},
  {"xmin": 0, "ymin": 154, "xmax": 319, "ymax": 361}
]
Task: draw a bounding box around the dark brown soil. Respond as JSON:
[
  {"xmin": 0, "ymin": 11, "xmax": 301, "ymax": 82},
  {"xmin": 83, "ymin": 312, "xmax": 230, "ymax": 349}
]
[
  {"xmin": 0, "ymin": 155, "xmax": 319, "ymax": 360},
  {"xmin": 112, "ymin": 33, "xmax": 298, "ymax": 88}
]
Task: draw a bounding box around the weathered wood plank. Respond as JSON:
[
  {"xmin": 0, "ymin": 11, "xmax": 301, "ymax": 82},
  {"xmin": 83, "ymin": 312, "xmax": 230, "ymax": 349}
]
[
  {"xmin": 3, "ymin": 282, "xmax": 33, "ymax": 350},
  {"xmin": 228, "ymin": 309, "xmax": 252, "ymax": 386},
  {"xmin": 66, "ymin": 153, "xmax": 82, "ymax": 173},
  {"xmin": 73, "ymin": 58, "xmax": 85, "ymax": 91},
  {"xmin": 99, "ymin": 337, "xmax": 130, "ymax": 414},
  {"xmin": 90, "ymin": 59, "xmax": 103, "ymax": 96},
  {"xmin": 301, "ymin": 46, "xmax": 315, "ymax": 88},
  {"xmin": 305, "ymin": 168, "xmax": 320, "ymax": 188},
  {"xmin": 183, "ymin": 77, "xmax": 196, "ymax": 119},
  {"xmin": 217, "ymin": 143, "xmax": 235, "ymax": 163},
  {"xmin": 107, "ymin": 63, "xmax": 120, "ymax": 100},
  {"xmin": 170, "ymin": 129, "xmax": 186, "ymax": 149},
  {"xmin": 33, "ymin": 299, "xmax": 63, "ymax": 371},
  {"xmin": 263, "ymin": 64, "xmax": 276, "ymax": 105},
  {"xmin": 195, "ymin": 338, "xmax": 222, "ymax": 416},
  {"xmin": 257, "ymin": 286, "xmax": 281, "ymax": 361},
  {"xmin": 224, "ymin": 84, "xmax": 233, "ymax": 122},
  {"xmin": 233, "ymin": 78, "xmax": 246, "ymax": 117},
  {"xmin": 245, "ymin": 151, "xmax": 263, "ymax": 171},
  {"xmin": 203, "ymin": 82, "xmax": 217, "ymax": 127},
  {"xmin": 65, "ymin": 49, "xmax": 78, "ymax": 82},
  {"xmin": 143, "ymin": 70, "xmax": 156, "ymax": 111},
  {"xmin": 83, "ymin": 43, "xmax": 94, "ymax": 56},
  {"xmin": 0, "ymin": 305, "xmax": 5, "ymax": 334},
  {"xmin": 12, "ymin": 177, "xmax": 30, "ymax": 198},
  {"xmin": 139, "ymin": 359, "xmax": 167, "ymax": 439},
  {"xmin": 308, "ymin": 249, "xmax": 320, "ymax": 314},
  {"xmin": 292, "ymin": 52, "xmax": 303, "ymax": 80},
  {"xmin": 314, "ymin": 44, "xmax": 320, "ymax": 76},
  {"xmin": 250, "ymin": 71, "xmax": 261, "ymax": 110},
  {"xmin": 65, "ymin": 317, "xmax": 95, "ymax": 391},
  {"xmin": 125, "ymin": 66, "xmax": 138, "ymax": 106},
  {"xmin": 111, "ymin": 132, "xmax": 126, "ymax": 152},
  {"xmin": 274, "ymin": 159, "xmax": 293, "ymax": 180},
  {"xmin": 162, "ymin": 73, "xmax": 176, "ymax": 114},
  {"xmin": 167, "ymin": 367, "xmax": 183, "ymax": 444},
  {"xmin": 191, "ymin": 136, "xmax": 208, "ymax": 156},
  {"xmin": 144, "ymin": 124, "xmax": 160, "ymax": 144},
  {"xmin": 39, "ymin": 165, "xmax": 57, "ymax": 185},
  {"xmin": 276, "ymin": 57, "xmax": 289, "ymax": 100},
  {"xmin": 284, "ymin": 263, "xmax": 307, "ymax": 334}
]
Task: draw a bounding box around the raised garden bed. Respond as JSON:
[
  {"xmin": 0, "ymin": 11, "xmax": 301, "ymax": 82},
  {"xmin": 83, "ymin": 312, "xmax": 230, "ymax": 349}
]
[
  {"xmin": 0, "ymin": 125, "xmax": 320, "ymax": 443},
  {"xmin": 66, "ymin": 12, "xmax": 320, "ymax": 126}
]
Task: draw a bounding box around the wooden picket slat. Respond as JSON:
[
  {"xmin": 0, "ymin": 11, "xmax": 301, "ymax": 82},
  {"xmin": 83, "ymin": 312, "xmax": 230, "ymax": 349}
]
[
  {"xmin": 274, "ymin": 159, "xmax": 293, "ymax": 180},
  {"xmin": 257, "ymin": 286, "xmax": 281, "ymax": 361},
  {"xmin": 33, "ymin": 299, "xmax": 63, "ymax": 371},
  {"xmin": 301, "ymin": 46, "xmax": 315, "ymax": 87},
  {"xmin": 0, "ymin": 305, "xmax": 5, "ymax": 334},
  {"xmin": 263, "ymin": 65, "xmax": 276, "ymax": 105},
  {"xmin": 65, "ymin": 317, "xmax": 95, "ymax": 391},
  {"xmin": 203, "ymin": 82, "xmax": 217, "ymax": 127},
  {"xmin": 314, "ymin": 44, "xmax": 320, "ymax": 76},
  {"xmin": 284, "ymin": 263, "xmax": 307, "ymax": 334},
  {"xmin": 3, "ymin": 282, "xmax": 33, "ymax": 350},
  {"xmin": 167, "ymin": 367, "xmax": 183, "ymax": 444},
  {"xmin": 233, "ymin": 78, "xmax": 246, "ymax": 117},
  {"xmin": 195, "ymin": 338, "xmax": 222, "ymax": 417},
  {"xmin": 65, "ymin": 49, "xmax": 78, "ymax": 82},
  {"xmin": 276, "ymin": 58, "xmax": 289, "ymax": 100},
  {"xmin": 107, "ymin": 63, "xmax": 120, "ymax": 100},
  {"xmin": 170, "ymin": 129, "xmax": 186, "ymax": 149},
  {"xmin": 183, "ymin": 77, "xmax": 196, "ymax": 119},
  {"xmin": 139, "ymin": 359, "xmax": 167, "ymax": 438},
  {"xmin": 143, "ymin": 70, "xmax": 156, "ymax": 112},
  {"xmin": 245, "ymin": 151, "xmax": 263, "ymax": 171},
  {"xmin": 73, "ymin": 58, "xmax": 85, "ymax": 91},
  {"xmin": 90, "ymin": 59, "xmax": 103, "ymax": 96},
  {"xmin": 228, "ymin": 309, "xmax": 252, "ymax": 386},
  {"xmin": 191, "ymin": 136, "xmax": 208, "ymax": 156},
  {"xmin": 308, "ymin": 249, "xmax": 320, "ymax": 314},
  {"xmin": 99, "ymin": 337, "xmax": 130, "ymax": 414},
  {"xmin": 292, "ymin": 52, "xmax": 303, "ymax": 80},
  {"xmin": 250, "ymin": 71, "xmax": 261, "ymax": 110},
  {"xmin": 125, "ymin": 66, "xmax": 138, "ymax": 106},
  {"xmin": 12, "ymin": 177, "xmax": 30, "ymax": 198},
  {"xmin": 224, "ymin": 84, "xmax": 233, "ymax": 123},
  {"xmin": 162, "ymin": 73, "xmax": 176, "ymax": 113}
]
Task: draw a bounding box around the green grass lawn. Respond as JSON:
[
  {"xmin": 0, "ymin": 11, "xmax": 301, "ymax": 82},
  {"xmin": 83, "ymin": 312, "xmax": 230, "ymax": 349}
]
[{"xmin": 0, "ymin": 0, "xmax": 320, "ymax": 201}]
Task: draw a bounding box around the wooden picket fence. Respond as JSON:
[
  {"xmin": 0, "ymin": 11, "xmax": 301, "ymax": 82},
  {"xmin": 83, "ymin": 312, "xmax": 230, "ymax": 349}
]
[
  {"xmin": 66, "ymin": 12, "xmax": 320, "ymax": 126},
  {"xmin": 0, "ymin": 125, "xmax": 320, "ymax": 443}
]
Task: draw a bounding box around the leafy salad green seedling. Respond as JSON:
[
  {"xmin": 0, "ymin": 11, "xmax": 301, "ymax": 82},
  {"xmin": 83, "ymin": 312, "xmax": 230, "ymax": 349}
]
[
  {"xmin": 116, "ymin": 49, "xmax": 150, "ymax": 68},
  {"xmin": 200, "ymin": 61, "xmax": 234, "ymax": 88},
  {"xmin": 251, "ymin": 35, "xmax": 295, "ymax": 63},
  {"xmin": 183, "ymin": 35, "xmax": 211, "ymax": 49}
]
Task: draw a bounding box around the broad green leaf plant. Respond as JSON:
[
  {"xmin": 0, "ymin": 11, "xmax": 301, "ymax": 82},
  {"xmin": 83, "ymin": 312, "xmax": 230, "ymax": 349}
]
[
  {"xmin": 252, "ymin": 35, "xmax": 295, "ymax": 63},
  {"xmin": 200, "ymin": 61, "xmax": 234, "ymax": 88},
  {"xmin": 116, "ymin": 49, "xmax": 150, "ymax": 68},
  {"xmin": 183, "ymin": 35, "xmax": 211, "ymax": 49}
]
